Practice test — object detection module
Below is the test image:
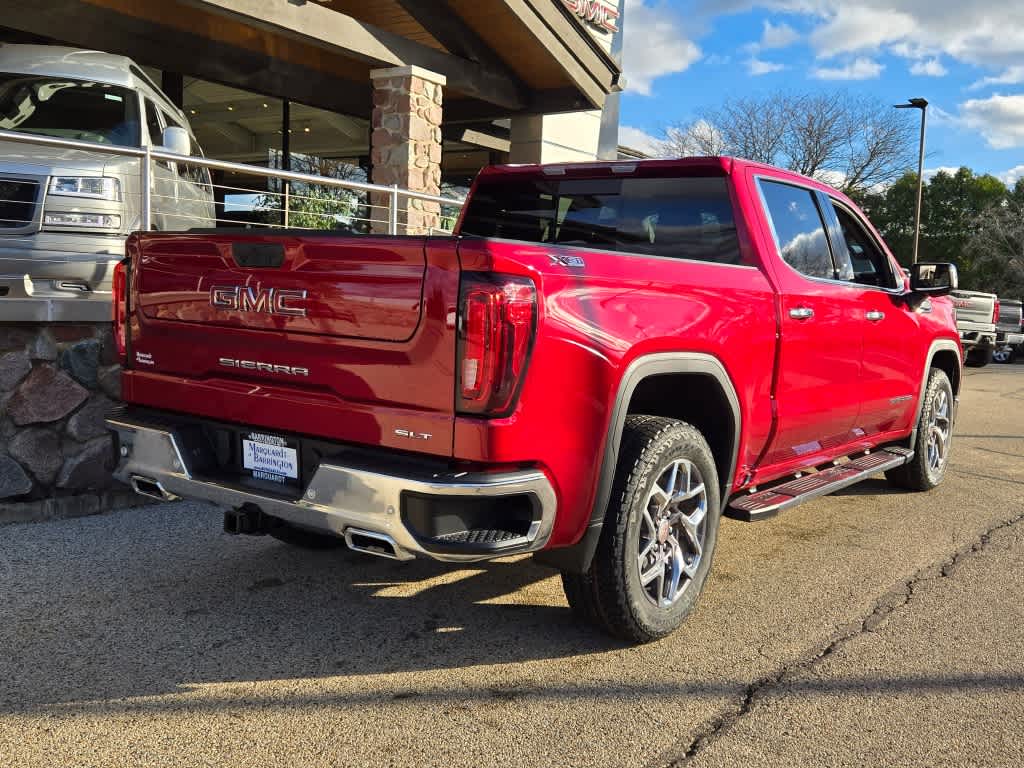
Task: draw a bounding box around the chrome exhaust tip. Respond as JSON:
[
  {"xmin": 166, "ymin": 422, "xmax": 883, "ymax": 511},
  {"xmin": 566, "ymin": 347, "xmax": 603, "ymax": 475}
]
[
  {"xmin": 130, "ymin": 475, "xmax": 178, "ymax": 502},
  {"xmin": 344, "ymin": 528, "xmax": 413, "ymax": 561}
]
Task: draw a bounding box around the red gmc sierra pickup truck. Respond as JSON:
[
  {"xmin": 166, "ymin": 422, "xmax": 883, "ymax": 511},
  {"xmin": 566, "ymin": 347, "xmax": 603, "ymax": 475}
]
[{"xmin": 106, "ymin": 157, "xmax": 962, "ymax": 643}]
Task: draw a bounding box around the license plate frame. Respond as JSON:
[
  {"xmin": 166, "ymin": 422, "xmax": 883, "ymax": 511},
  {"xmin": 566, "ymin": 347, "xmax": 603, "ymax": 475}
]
[{"xmin": 241, "ymin": 431, "xmax": 300, "ymax": 487}]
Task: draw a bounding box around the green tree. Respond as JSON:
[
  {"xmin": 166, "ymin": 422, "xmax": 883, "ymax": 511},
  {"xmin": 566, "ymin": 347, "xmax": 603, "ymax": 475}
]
[
  {"xmin": 865, "ymin": 167, "xmax": 1012, "ymax": 287},
  {"xmin": 921, "ymin": 168, "xmax": 1006, "ymax": 272}
]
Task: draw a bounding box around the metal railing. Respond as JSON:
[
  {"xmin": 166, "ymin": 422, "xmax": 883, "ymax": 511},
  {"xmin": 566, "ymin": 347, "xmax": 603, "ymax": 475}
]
[{"xmin": 0, "ymin": 128, "xmax": 465, "ymax": 235}]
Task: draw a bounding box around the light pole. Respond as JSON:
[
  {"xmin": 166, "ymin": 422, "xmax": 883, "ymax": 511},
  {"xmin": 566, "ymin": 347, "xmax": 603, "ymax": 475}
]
[{"xmin": 894, "ymin": 97, "xmax": 928, "ymax": 264}]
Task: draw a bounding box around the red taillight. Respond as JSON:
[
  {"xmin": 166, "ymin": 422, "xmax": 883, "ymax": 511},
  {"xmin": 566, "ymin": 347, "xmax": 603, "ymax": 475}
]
[
  {"xmin": 112, "ymin": 259, "xmax": 128, "ymax": 363},
  {"xmin": 457, "ymin": 274, "xmax": 536, "ymax": 416},
  {"xmin": 993, "ymin": 298, "xmax": 1000, "ymax": 324}
]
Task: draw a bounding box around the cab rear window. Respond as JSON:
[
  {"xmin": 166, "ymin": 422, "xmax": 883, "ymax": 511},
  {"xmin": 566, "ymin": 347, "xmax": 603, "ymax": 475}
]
[{"xmin": 459, "ymin": 174, "xmax": 742, "ymax": 265}]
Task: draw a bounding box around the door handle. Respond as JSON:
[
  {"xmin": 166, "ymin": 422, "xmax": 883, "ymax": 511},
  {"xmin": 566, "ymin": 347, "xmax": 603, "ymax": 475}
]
[
  {"xmin": 789, "ymin": 307, "xmax": 814, "ymax": 320},
  {"xmin": 866, "ymin": 310, "xmax": 885, "ymax": 322}
]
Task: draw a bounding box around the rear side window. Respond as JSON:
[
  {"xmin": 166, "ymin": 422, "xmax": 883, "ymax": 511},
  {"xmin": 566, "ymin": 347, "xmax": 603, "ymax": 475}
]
[
  {"xmin": 459, "ymin": 174, "xmax": 742, "ymax": 264},
  {"xmin": 759, "ymin": 180, "xmax": 834, "ymax": 280}
]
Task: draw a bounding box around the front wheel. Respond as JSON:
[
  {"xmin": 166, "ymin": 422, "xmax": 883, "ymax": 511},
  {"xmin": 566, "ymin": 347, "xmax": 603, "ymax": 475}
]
[
  {"xmin": 993, "ymin": 346, "xmax": 1014, "ymax": 364},
  {"xmin": 561, "ymin": 416, "xmax": 721, "ymax": 643},
  {"xmin": 886, "ymin": 367, "xmax": 953, "ymax": 491}
]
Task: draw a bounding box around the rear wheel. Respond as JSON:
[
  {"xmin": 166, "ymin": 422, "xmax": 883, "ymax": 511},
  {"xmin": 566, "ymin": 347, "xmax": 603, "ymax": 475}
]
[
  {"xmin": 965, "ymin": 347, "xmax": 993, "ymax": 367},
  {"xmin": 886, "ymin": 368, "xmax": 953, "ymax": 491},
  {"xmin": 993, "ymin": 346, "xmax": 1014, "ymax": 364},
  {"xmin": 561, "ymin": 416, "xmax": 720, "ymax": 643}
]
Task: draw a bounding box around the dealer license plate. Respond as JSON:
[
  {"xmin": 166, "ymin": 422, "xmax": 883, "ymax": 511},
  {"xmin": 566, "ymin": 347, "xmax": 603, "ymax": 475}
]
[{"xmin": 241, "ymin": 432, "xmax": 299, "ymax": 484}]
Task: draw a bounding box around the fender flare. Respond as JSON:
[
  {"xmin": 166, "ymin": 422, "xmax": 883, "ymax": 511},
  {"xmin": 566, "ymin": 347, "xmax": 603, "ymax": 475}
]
[
  {"xmin": 534, "ymin": 352, "xmax": 742, "ymax": 574},
  {"xmin": 909, "ymin": 339, "xmax": 963, "ymax": 450}
]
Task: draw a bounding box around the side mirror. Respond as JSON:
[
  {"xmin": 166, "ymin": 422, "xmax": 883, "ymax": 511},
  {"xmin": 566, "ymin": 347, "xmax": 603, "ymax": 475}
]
[
  {"xmin": 161, "ymin": 125, "xmax": 191, "ymax": 156},
  {"xmin": 910, "ymin": 262, "xmax": 957, "ymax": 296}
]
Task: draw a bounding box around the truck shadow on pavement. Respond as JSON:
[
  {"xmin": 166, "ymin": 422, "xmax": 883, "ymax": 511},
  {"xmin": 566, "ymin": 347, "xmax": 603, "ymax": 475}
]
[{"xmin": 0, "ymin": 502, "xmax": 623, "ymax": 712}]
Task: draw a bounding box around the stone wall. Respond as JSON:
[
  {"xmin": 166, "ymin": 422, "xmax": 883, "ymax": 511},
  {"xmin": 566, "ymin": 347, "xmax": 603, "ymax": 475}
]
[{"xmin": 0, "ymin": 322, "xmax": 139, "ymax": 524}]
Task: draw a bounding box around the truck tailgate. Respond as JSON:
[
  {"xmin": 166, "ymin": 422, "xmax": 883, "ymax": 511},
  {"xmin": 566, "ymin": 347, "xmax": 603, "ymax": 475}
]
[
  {"xmin": 124, "ymin": 231, "xmax": 460, "ymax": 457},
  {"xmin": 952, "ymin": 290, "xmax": 996, "ymax": 325}
]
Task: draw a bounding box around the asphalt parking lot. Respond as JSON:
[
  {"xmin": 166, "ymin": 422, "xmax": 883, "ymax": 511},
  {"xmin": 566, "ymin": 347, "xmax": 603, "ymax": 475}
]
[{"xmin": 1, "ymin": 365, "xmax": 1022, "ymax": 767}]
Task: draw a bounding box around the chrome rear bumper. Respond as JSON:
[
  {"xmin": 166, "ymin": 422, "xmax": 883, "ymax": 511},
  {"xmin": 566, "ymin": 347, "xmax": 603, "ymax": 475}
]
[{"xmin": 106, "ymin": 409, "xmax": 557, "ymax": 563}]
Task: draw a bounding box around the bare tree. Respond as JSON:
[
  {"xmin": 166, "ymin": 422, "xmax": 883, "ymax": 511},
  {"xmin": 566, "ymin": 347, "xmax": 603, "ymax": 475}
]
[{"xmin": 658, "ymin": 92, "xmax": 916, "ymax": 196}]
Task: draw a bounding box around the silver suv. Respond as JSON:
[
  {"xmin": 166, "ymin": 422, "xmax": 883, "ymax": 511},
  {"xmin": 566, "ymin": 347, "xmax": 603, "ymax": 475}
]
[{"xmin": 0, "ymin": 44, "xmax": 214, "ymax": 321}]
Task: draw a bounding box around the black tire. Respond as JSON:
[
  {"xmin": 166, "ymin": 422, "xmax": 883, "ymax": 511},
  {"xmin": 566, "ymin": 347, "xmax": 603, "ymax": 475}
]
[
  {"xmin": 268, "ymin": 520, "xmax": 346, "ymax": 549},
  {"xmin": 561, "ymin": 415, "xmax": 721, "ymax": 643},
  {"xmin": 965, "ymin": 347, "xmax": 993, "ymax": 367},
  {"xmin": 885, "ymin": 368, "xmax": 953, "ymax": 491}
]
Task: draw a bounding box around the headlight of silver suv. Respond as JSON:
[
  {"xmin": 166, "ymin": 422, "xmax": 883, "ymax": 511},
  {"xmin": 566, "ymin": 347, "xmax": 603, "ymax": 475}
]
[{"xmin": 48, "ymin": 176, "xmax": 121, "ymax": 201}]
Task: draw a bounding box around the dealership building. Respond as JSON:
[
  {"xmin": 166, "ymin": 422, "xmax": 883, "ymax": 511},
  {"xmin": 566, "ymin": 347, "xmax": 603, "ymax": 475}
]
[{"xmin": 0, "ymin": 0, "xmax": 625, "ymax": 228}]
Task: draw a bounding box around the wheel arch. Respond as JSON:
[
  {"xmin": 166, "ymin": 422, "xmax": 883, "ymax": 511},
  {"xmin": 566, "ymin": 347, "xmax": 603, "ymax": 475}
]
[
  {"xmin": 534, "ymin": 352, "xmax": 742, "ymax": 574},
  {"xmin": 909, "ymin": 339, "xmax": 962, "ymax": 450}
]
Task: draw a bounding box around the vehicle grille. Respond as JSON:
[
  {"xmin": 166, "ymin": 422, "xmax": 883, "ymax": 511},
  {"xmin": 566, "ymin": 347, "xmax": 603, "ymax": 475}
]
[{"xmin": 0, "ymin": 178, "xmax": 40, "ymax": 229}]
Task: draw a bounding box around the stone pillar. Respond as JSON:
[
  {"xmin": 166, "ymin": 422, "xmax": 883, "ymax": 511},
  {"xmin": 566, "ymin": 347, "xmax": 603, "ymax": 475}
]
[{"xmin": 369, "ymin": 66, "xmax": 445, "ymax": 235}]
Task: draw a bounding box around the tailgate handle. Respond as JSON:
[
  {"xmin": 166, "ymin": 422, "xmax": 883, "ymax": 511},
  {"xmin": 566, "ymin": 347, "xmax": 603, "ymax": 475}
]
[{"xmin": 232, "ymin": 242, "xmax": 285, "ymax": 268}]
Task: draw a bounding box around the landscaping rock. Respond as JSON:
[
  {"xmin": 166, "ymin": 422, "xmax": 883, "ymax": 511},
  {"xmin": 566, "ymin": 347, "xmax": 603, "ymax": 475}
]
[
  {"xmin": 8, "ymin": 428, "xmax": 62, "ymax": 485},
  {"xmin": 0, "ymin": 455, "xmax": 32, "ymax": 498},
  {"xmin": 96, "ymin": 325, "xmax": 117, "ymax": 365},
  {"xmin": 56, "ymin": 436, "xmax": 114, "ymax": 490},
  {"xmin": 0, "ymin": 327, "xmax": 36, "ymax": 353},
  {"xmin": 50, "ymin": 325, "xmax": 95, "ymax": 343},
  {"xmin": 29, "ymin": 330, "xmax": 58, "ymax": 361},
  {"xmin": 59, "ymin": 338, "xmax": 101, "ymax": 388},
  {"xmin": 7, "ymin": 365, "xmax": 89, "ymax": 425},
  {"xmin": 0, "ymin": 350, "xmax": 32, "ymax": 390},
  {"xmin": 97, "ymin": 365, "xmax": 122, "ymax": 400},
  {"xmin": 67, "ymin": 395, "xmax": 113, "ymax": 442}
]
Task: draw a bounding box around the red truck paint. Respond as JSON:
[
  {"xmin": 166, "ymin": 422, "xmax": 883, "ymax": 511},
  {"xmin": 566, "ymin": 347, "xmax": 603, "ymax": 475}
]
[{"xmin": 114, "ymin": 157, "xmax": 961, "ymax": 554}]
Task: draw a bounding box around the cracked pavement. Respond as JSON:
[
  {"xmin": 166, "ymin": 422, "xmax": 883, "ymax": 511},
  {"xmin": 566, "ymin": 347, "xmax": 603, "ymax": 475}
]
[{"xmin": 1, "ymin": 366, "xmax": 1022, "ymax": 767}]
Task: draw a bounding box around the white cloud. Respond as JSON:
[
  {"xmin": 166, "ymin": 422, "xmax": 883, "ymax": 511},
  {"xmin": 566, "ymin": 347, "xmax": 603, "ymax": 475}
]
[
  {"xmin": 810, "ymin": 6, "xmax": 916, "ymax": 57},
  {"xmin": 618, "ymin": 125, "xmax": 665, "ymax": 156},
  {"xmin": 910, "ymin": 58, "xmax": 947, "ymax": 77},
  {"xmin": 961, "ymin": 93, "xmax": 1024, "ymax": 149},
  {"xmin": 760, "ymin": 20, "xmax": 800, "ymax": 49},
  {"xmin": 998, "ymin": 165, "xmax": 1024, "ymax": 186},
  {"xmin": 970, "ymin": 65, "xmax": 1024, "ymax": 90},
  {"xmin": 697, "ymin": 1, "xmax": 1024, "ymax": 83},
  {"xmin": 811, "ymin": 57, "xmax": 884, "ymax": 80},
  {"xmin": 747, "ymin": 57, "xmax": 786, "ymax": 75},
  {"xmin": 622, "ymin": 0, "xmax": 701, "ymax": 95},
  {"xmin": 924, "ymin": 166, "xmax": 960, "ymax": 181}
]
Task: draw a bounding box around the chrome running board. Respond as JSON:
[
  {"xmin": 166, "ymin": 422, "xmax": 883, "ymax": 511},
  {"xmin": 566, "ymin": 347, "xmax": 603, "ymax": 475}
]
[{"xmin": 727, "ymin": 447, "xmax": 914, "ymax": 521}]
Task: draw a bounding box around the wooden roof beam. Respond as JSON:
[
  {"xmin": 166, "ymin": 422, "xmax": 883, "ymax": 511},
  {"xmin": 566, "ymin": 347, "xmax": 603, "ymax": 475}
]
[{"xmin": 181, "ymin": 0, "xmax": 530, "ymax": 110}]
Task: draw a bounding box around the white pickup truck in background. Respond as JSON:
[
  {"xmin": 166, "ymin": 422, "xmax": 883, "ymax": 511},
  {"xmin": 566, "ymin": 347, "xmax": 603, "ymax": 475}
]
[
  {"xmin": 994, "ymin": 298, "xmax": 1023, "ymax": 363},
  {"xmin": 952, "ymin": 289, "xmax": 998, "ymax": 367}
]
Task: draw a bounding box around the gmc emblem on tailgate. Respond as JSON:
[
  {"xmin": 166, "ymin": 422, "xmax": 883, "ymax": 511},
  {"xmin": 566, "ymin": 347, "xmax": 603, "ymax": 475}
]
[{"xmin": 211, "ymin": 285, "xmax": 308, "ymax": 317}]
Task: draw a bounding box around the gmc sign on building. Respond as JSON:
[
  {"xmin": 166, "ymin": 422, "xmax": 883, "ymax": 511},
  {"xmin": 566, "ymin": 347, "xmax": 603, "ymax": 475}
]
[{"xmin": 561, "ymin": 0, "xmax": 619, "ymax": 34}]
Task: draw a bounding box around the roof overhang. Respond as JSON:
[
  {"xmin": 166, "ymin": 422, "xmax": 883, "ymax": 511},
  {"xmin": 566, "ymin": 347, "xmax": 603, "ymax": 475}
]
[{"xmin": 0, "ymin": 0, "xmax": 620, "ymax": 121}]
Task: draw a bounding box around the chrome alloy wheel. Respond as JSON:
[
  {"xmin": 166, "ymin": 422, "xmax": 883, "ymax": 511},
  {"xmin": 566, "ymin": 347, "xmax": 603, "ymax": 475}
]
[
  {"xmin": 926, "ymin": 387, "xmax": 952, "ymax": 474},
  {"xmin": 638, "ymin": 459, "xmax": 708, "ymax": 609}
]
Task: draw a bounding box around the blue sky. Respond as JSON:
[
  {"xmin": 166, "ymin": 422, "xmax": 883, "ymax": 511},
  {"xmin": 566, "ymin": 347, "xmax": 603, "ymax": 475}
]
[{"xmin": 618, "ymin": 0, "xmax": 1024, "ymax": 185}]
